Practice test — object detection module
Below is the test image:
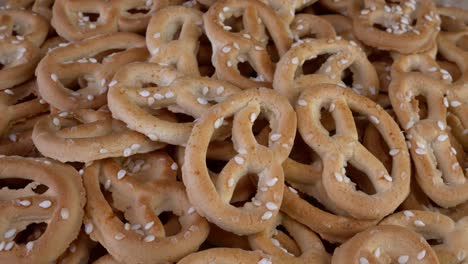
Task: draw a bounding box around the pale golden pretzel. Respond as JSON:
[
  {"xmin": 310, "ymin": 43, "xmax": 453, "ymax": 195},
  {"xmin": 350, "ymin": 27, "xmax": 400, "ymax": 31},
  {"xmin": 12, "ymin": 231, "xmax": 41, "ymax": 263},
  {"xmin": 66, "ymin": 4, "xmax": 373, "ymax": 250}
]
[
  {"xmin": 260, "ymin": 0, "xmax": 318, "ymax": 25},
  {"xmin": 146, "ymin": 6, "xmax": 204, "ymax": 76},
  {"xmin": 332, "ymin": 225, "xmax": 439, "ymax": 264},
  {"xmin": 436, "ymin": 6, "xmax": 468, "ymax": 32},
  {"xmin": 296, "ymin": 83, "xmax": 410, "ymax": 220},
  {"xmin": 0, "ymin": 80, "xmax": 49, "ymax": 156},
  {"xmin": 381, "ymin": 210, "xmax": 468, "ymax": 264},
  {"xmin": 273, "ymin": 38, "xmax": 379, "ymax": 103},
  {"xmin": 83, "ymin": 152, "xmax": 210, "ymax": 264},
  {"xmin": 182, "ymin": 88, "xmax": 296, "ymax": 235},
  {"xmin": 446, "ymin": 82, "xmax": 467, "ymax": 149},
  {"xmin": 51, "ymin": 0, "xmax": 185, "ymax": 41},
  {"xmin": 349, "ymin": 0, "xmax": 440, "ymax": 54},
  {"xmin": 32, "ymin": 107, "xmax": 166, "ymax": 162},
  {"xmin": 389, "ymin": 73, "xmax": 468, "ymax": 208},
  {"xmin": 0, "ymin": 156, "xmax": 85, "ymax": 264},
  {"xmin": 203, "ymin": 0, "xmax": 293, "ymax": 89},
  {"xmin": 108, "ymin": 63, "xmax": 240, "ymax": 146},
  {"xmin": 178, "ymin": 248, "xmax": 283, "ymax": 264},
  {"xmin": 0, "ymin": 10, "xmax": 48, "ymax": 46},
  {"xmin": 248, "ymin": 213, "xmax": 331, "ymax": 263},
  {"xmin": 36, "ymin": 33, "xmax": 148, "ymax": 111},
  {"xmin": 446, "ymin": 112, "xmax": 467, "ymax": 150},
  {"xmin": 291, "ymin": 13, "xmax": 336, "ymax": 41},
  {"xmin": 438, "ymin": 30, "xmax": 468, "ymax": 83}
]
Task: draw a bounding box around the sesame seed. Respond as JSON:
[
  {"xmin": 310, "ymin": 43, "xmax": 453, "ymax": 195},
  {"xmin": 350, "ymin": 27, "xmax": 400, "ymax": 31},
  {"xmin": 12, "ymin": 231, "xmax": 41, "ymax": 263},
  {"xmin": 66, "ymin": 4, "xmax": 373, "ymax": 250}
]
[
  {"xmin": 238, "ymin": 148, "xmax": 247, "ymax": 154},
  {"xmin": 108, "ymin": 80, "xmax": 117, "ymax": 87},
  {"xmin": 84, "ymin": 223, "xmax": 94, "ymax": 234},
  {"xmin": 87, "ymin": 94, "xmax": 94, "ymax": 101},
  {"xmin": 398, "ymin": 255, "xmax": 409, "ymax": 263},
  {"xmin": 39, "ymin": 200, "xmax": 52, "ymax": 208},
  {"xmin": 266, "ymin": 177, "xmax": 278, "ymax": 187},
  {"xmin": 226, "ymin": 60, "xmax": 233, "ymax": 67},
  {"xmin": 144, "ymin": 221, "xmax": 154, "ymax": 230},
  {"xmin": 4, "ymin": 241, "xmax": 14, "ymax": 251},
  {"xmin": 99, "ymin": 148, "xmax": 108, "ymax": 154},
  {"xmin": 250, "ymin": 113, "xmax": 257, "ymax": 122},
  {"xmin": 114, "ymin": 233, "xmax": 125, "ymax": 240},
  {"xmin": 270, "ymin": 133, "xmax": 281, "ymax": 141},
  {"xmin": 51, "ymin": 73, "xmax": 58, "ymax": 81},
  {"xmin": 104, "ymin": 179, "xmax": 111, "ymax": 190},
  {"xmin": 389, "ymin": 149, "xmax": 399, "ymax": 156},
  {"xmin": 457, "ymin": 250, "xmax": 466, "ymax": 261},
  {"xmin": 4, "ymin": 89, "xmax": 13, "ymax": 95},
  {"xmin": 291, "ymin": 57, "xmax": 299, "ymax": 65},
  {"xmin": 228, "ymin": 178, "xmax": 235, "ymax": 187},
  {"xmin": 374, "ymin": 247, "xmax": 381, "ymax": 257},
  {"xmin": 26, "ymin": 241, "xmax": 33, "ymax": 253},
  {"xmin": 359, "ymin": 257, "xmax": 369, "ymax": 264},
  {"xmin": 216, "ymin": 86, "xmax": 224, "ymax": 94},
  {"xmin": 139, "ymin": 90, "xmax": 150, "ymax": 97},
  {"xmin": 437, "ymin": 134, "xmax": 448, "ymax": 141},
  {"xmin": 197, "ymin": 97, "xmax": 208, "ymax": 105},
  {"xmin": 223, "ymin": 25, "xmax": 232, "ymax": 31},
  {"xmin": 60, "ymin": 208, "xmax": 69, "ymax": 220},
  {"xmin": 222, "ymin": 46, "xmax": 231, "ymax": 53},
  {"xmin": 4, "ymin": 229, "xmax": 16, "ymax": 239},
  {"xmin": 437, "ymin": 121, "xmax": 445, "ymax": 130},
  {"xmin": 329, "ymin": 103, "xmax": 335, "ymax": 112},
  {"xmin": 153, "ymin": 32, "xmax": 160, "ymax": 38},
  {"xmin": 261, "ymin": 211, "xmax": 273, "ymax": 220},
  {"xmin": 450, "ymin": 101, "xmax": 461, "ymax": 107},
  {"xmin": 369, "ymin": 115, "xmax": 380, "ymax": 125},
  {"xmin": 415, "ymin": 148, "xmax": 426, "ymax": 155},
  {"xmin": 417, "ymin": 249, "xmax": 426, "ymax": 260},
  {"xmin": 383, "ymin": 174, "xmax": 393, "ymax": 182},
  {"xmin": 187, "ymin": 207, "xmax": 195, "ymax": 214},
  {"xmin": 144, "ymin": 235, "xmax": 155, "ymax": 242},
  {"xmin": 265, "ymin": 202, "xmax": 278, "ymax": 210},
  {"xmin": 405, "ymin": 120, "xmax": 415, "ymax": 130},
  {"xmin": 131, "ymin": 143, "xmax": 140, "ymax": 150},
  {"xmin": 233, "ymin": 42, "xmax": 240, "ymax": 50},
  {"xmin": 18, "ymin": 200, "xmax": 31, "ymax": 207},
  {"xmin": 234, "ymin": 156, "xmax": 244, "ymax": 165},
  {"xmin": 297, "ymin": 99, "xmax": 307, "ymax": 106},
  {"xmin": 258, "ymin": 258, "xmax": 272, "ymax": 264},
  {"xmin": 361, "ymin": 9, "xmax": 369, "ymax": 15},
  {"xmin": 414, "ymin": 220, "xmax": 425, "ymax": 227},
  {"xmin": 117, "ymin": 169, "xmax": 127, "ymax": 180},
  {"xmin": 8, "ymin": 134, "xmax": 16, "ymax": 142},
  {"xmin": 288, "ymin": 186, "xmax": 298, "ymax": 194},
  {"xmin": 171, "ymin": 162, "xmax": 178, "ymax": 170},
  {"xmin": 254, "ymin": 46, "xmax": 264, "ymax": 50},
  {"xmin": 334, "ymin": 172, "xmax": 344, "ymax": 182}
]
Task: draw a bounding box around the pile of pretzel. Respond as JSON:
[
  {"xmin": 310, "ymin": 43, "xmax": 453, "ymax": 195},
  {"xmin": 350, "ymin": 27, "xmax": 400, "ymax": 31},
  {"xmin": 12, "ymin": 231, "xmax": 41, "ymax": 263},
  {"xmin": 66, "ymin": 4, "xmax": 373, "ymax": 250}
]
[{"xmin": 0, "ymin": 0, "xmax": 466, "ymax": 263}]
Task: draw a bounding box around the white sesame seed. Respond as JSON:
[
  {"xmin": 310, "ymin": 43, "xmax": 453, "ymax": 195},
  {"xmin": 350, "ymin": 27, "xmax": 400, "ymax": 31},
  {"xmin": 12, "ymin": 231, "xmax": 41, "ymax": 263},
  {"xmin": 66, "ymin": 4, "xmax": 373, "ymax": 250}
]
[
  {"xmin": 52, "ymin": 117, "xmax": 60, "ymax": 126},
  {"xmin": 147, "ymin": 133, "xmax": 159, "ymax": 141},
  {"xmin": 234, "ymin": 156, "xmax": 244, "ymax": 165},
  {"xmin": 374, "ymin": 247, "xmax": 381, "ymax": 257},
  {"xmin": 270, "ymin": 133, "xmax": 281, "ymax": 141},
  {"xmin": 437, "ymin": 121, "xmax": 445, "ymax": 130},
  {"xmin": 297, "ymin": 99, "xmax": 307, "ymax": 106},
  {"xmin": 0, "ymin": 241, "xmax": 5, "ymax": 251},
  {"xmin": 216, "ymin": 86, "xmax": 224, "ymax": 94},
  {"xmin": 99, "ymin": 148, "xmax": 109, "ymax": 154},
  {"xmin": 117, "ymin": 169, "xmax": 127, "ymax": 180},
  {"xmin": 389, "ymin": 149, "xmax": 400, "ymax": 156},
  {"xmin": 61, "ymin": 208, "xmax": 69, "ymax": 220},
  {"xmin": 144, "ymin": 235, "xmax": 155, "ymax": 242},
  {"xmin": 254, "ymin": 46, "xmax": 264, "ymax": 50},
  {"xmin": 359, "ymin": 257, "xmax": 369, "ymax": 264},
  {"xmin": 139, "ymin": 90, "xmax": 150, "ymax": 97},
  {"xmin": 383, "ymin": 174, "xmax": 393, "ymax": 182},
  {"xmin": 258, "ymin": 258, "xmax": 272, "ymax": 264},
  {"xmin": 51, "ymin": 73, "xmax": 58, "ymax": 82},
  {"xmin": 361, "ymin": 9, "xmax": 369, "ymax": 15},
  {"xmin": 451, "ymin": 147, "xmax": 457, "ymax": 155},
  {"xmin": 237, "ymin": 148, "xmax": 247, "ymax": 154},
  {"xmin": 4, "ymin": 241, "xmax": 14, "ymax": 251},
  {"xmin": 108, "ymin": 80, "xmax": 117, "ymax": 87},
  {"xmin": 437, "ymin": 134, "xmax": 448, "ymax": 141},
  {"xmin": 334, "ymin": 172, "xmax": 344, "ymax": 182},
  {"xmin": 4, "ymin": 229, "xmax": 16, "ymax": 239},
  {"xmin": 288, "ymin": 186, "xmax": 298, "ymax": 194},
  {"xmin": 39, "ymin": 200, "xmax": 52, "ymax": 208},
  {"xmin": 4, "ymin": 89, "xmax": 14, "ymax": 95},
  {"xmin": 265, "ymin": 202, "xmax": 278, "ymax": 210},
  {"xmin": 8, "ymin": 134, "xmax": 16, "ymax": 142},
  {"xmin": 250, "ymin": 113, "xmax": 257, "ymax": 122},
  {"xmin": 450, "ymin": 101, "xmax": 461, "ymax": 107},
  {"xmin": 104, "ymin": 179, "xmax": 111, "ymax": 190},
  {"xmin": 222, "ymin": 46, "xmax": 231, "ymax": 53},
  {"xmin": 197, "ymin": 97, "xmax": 208, "ymax": 105},
  {"xmin": 417, "ymin": 249, "xmax": 426, "ymax": 260},
  {"xmin": 171, "ymin": 162, "xmax": 178, "ymax": 170},
  {"xmin": 18, "ymin": 200, "xmax": 31, "ymax": 207},
  {"xmin": 228, "ymin": 178, "xmax": 235, "ymax": 187},
  {"xmin": 26, "ymin": 241, "xmax": 33, "ymax": 253},
  {"xmin": 266, "ymin": 177, "xmax": 278, "ymax": 187},
  {"xmin": 414, "ymin": 220, "xmax": 425, "ymax": 227},
  {"xmin": 114, "ymin": 233, "xmax": 125, "ymax": 240},
  {"xmin": 457, "ymin": 250, "xmax": 466, "ymax": 261},
  {"xmin": 144, "ymin": 221, "xmax": 154, "ymax": 230},
  {"xmin": 329, "ymin": 103, "xmax": 335, "ymax": 112},
  {"xmin": 131, "ymin": 143, "xmax": 140, "ymax": 150},
  {"xmin": 187, "ymin": 207, "xmax": 195, "ymax": 214},
  {"xmin": 226, "ymin": 60, "xmax": 233, "ymax": 67},
  {"xmin": 261, "ymin": 211, "xmax": 273, "ymax": 220},
  {"xmin": 291, "ymin": 57, "xmax": 299, "ymax": 65},
  {"xmin": 398, "ymin": 255, "xmax": 409, "ymax": 263},
  {"xmin": 233, "ymin": 42, "xmax": 240, "ymax": 50},
  {"xmin": 405, "ymin": 120, "xmax": 415, "ymax": 130},
  {"xmin": 87, "ymin": 94, "xmax": 94, "ymax": 101},
  {"xmin": 369, "ymin": 115, "xmax": 380, "ymax": 125},
  {"xmin": 153, "ymin": 32, "xmax": 160, "ymax": 38},
  {"xmin": 415, "ymin": 148, "xmax": 426, "ymax": 155},
  {"xmin": 443, "ymin": 97, "xmax": 449, "ymax": 108},
  {"xmin": 85, "ymin": 223, "xmax": 93, "ymax": 234}
]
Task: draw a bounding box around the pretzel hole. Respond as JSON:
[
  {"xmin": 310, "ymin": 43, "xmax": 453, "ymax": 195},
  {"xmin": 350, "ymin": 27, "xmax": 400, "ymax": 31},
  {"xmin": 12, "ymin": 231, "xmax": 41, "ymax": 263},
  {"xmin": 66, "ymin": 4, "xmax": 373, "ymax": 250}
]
[
  {"xmin": 206, "ymin": 159, "xmax": 228, "ymax": 174},
  {"xmin": 239, "ymin": 61, "xmax": 258, "ymax": 79},
  {"xmin": 175, "ymin": 113, "xmax": 196, "ymax": 123},
  {"xmin": 319, "ymin": 108, "xmax": 336, "ymax": 136},
  {"xmin": 455, "ymin": 35, "xmax": 468, "ymax": 52},
  {"xmin": 300, "ymin": 53, "xmax": 331, "ymax": 75},
  {"xmin": 345, "ymin": 164, "xmax": 377, "ymax": 195},
  {"xmin": 167, "ymin": 22, "xmax": 183, "ymax": 41},
  {"xmin": 0, "ymin": 63, "xmax": 4, "ymax": 70},
  {"xmin": 126, "ymin": 6, "xmax": 151, "ymax": 15},
  {"xmin": 0, "ymin": 178, "xmax": 35, "ymax": 189},
  {"xmin": 158, "ymin": 211, "xmax": 182, "ymax": 236},
  {"xmin": 264, "ymin": 30, "xmax": 280, "ymax": 63},
  {"xmin": 82, "ymin": 12, "xmax": 100, "ymax": 22},
  {"xmin": 94, "ymin": 48, "xmax": 127, "ymax": 62},
  {"xmin": 16, "ymin": 93, "xmax": 38, "ymax": 104},
  {"xmin": 410, "ymin": 95, "xmax": 428, "ymax": 120},
  {"xmin": 289, "ymin": 133, "xmax": 317, "ymax": 164},
  {"xmin": 341, "ymin": 68, "xmax": 354, "ymax": 87},
  {"xmin": 14, "ymin": 222, "xmax": 47, "ymax": 244},
  {"xmin": 223, "ymin": 16, "xmax": 244, "ymax": 33},
  {"xmin": 426, "ymin": 239, "xmax": 444, "ymax": 246}
]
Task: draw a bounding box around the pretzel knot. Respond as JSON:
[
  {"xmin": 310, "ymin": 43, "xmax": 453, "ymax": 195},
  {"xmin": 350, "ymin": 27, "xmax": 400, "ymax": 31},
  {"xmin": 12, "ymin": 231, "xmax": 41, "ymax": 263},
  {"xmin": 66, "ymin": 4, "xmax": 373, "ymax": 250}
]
[
  {"xmin": 0, "ymin": 156, "xmax": 85, "ymax": 263},
  {"xmin": 380, "ymin": 210, "xmax": 468, "ymax": 263},
  {"xmin": 273, "ymin": 38, "xmax": 379, "ymax": 103},
  {"xmin": 331, "ymin": 225, "xmax": 439, "ymax": 264},
  {"xmin": 32, "ymin": 107, "xmax": 166, "ymax": 162},
  {"xmin": 52, "ymin": 0, "xmax": 181, "ymax": 41},
  {"xmin": 0, "ymin": 10, "xmax": 48, "ymax": 90},
  {"xmin": 248, "ymin": 213, "xmax": 331, "ymax": 263},
  {"xmin": 0, "ymin": 80, "xmax": 49, "ymax": 156},
  {"xmin": 349, "ymin": 0, "xmax": 440, "ymax": 54},
  {"xmin": 108, "ymin": 63, "xmax": 240, "ymax": 146},
  {"xmin": 390, "ymin": 73, "xmax": 467, "ymax": 208},
  {"xmin": 146, "ymin": 6, "xmax": 204, "ymax": 76},
  {"xmin": 296, "ymin": 84, "xmax": 410, "ymax": 220},
  {"xmin": 182, "ymin": 88, "xmax": 296, "ymax": 235},
  {"xmin": 203, "ymin": 0, "xmax": 293, "ymax": 89},
  {"xmin": 83, "ymin": 152, "xmax": 210, "ymax": 264},
  {"xmin": 36, "ymin": 33, "xmax": 148, "ymax": 111}
]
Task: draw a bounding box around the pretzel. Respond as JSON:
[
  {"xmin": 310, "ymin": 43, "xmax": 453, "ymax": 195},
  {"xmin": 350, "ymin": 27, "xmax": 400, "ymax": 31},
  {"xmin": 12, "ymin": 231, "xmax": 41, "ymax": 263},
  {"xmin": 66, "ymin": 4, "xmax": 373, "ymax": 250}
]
[
  {"xmin": 319, "ymin": 0, "xmax": 348, "ymax": 15},
  {"xmin": 438, "ymin": 29, "xmax": 468, "ymax": 83},
  {"xmin": 146, "ymin": 6, "xmax": 205, "ymax": 76},
  {"xmin": 36, "ymin": 33, "xmax": 148, "ymax": 111},
  {"xmin": 248, "ymin": 213, "xmax": 331, "ymax": 263},
  {"xmin": 182, "ymin": 88, "xmax": 296, "ymax": 235},
  {"xmin": 349, "ymin": 0, "xmax": 440, "ymax": 54},
  {"xmin": 389, "ymin": 73, "xmax": 467, "ymax": 208},
  {"xmin": 332, "ymin": 225, "xmax": 439, "ymax": 264},
  {"xmin": 380, "ymin": 210, "xmax": 468, "ymax": 263},
  {"xmin": 0, "ymin": 156, "xmax": 85, "ymax": 263},
  {"xmin": 0, "ymin": 10, "xmax": 48, "ymax": 46},
  {"xmin": 0, "ymin": 79, "xmax": 49, "ymax": 156},
  {"xmin": 107, "ymin": 63, "xmax": 240, "ymax": 146},
  {"xmin": 83, "ymin": 152, "xmax": 210, "ymax": 264},
  {"xmin": 259, "ymin": 0, "xmax": 318, "ymax": 25},
  {"xmin": 32, "ymin": 107, "xmax": 167, "ymax": 162},
  {"xmin": 203, "ymin": 0, "xmax": 293, "ymax": 89},
  {"xmin": 56, "ymin": 232, "xmax": 95, "ymax": 264},
  {"xmin": 436, "ymin": 6, "xmax": 468, "ymax": 32},
  {"xmin": 51, "ymin": 0, "xmax": 184, "ymax": 41},
  {"xmin": 273, "ymin": 38, "xmax": 379, "ymax": 103},
  {"xmin": 291, "ymin": 14, "xmax": 336, "ymax": 41},
  {"xmin": 295, "ymin": 83, "xmax": 410, "ymax": 220},
  {"xmin": 178, "ymin": 248, "xmax": 284, "ymax": 264}
]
